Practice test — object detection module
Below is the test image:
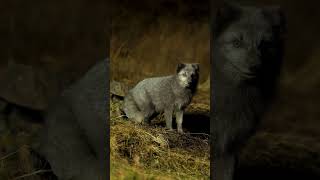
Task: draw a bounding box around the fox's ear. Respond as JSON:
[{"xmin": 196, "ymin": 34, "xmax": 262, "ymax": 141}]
[
  {"xmin": 213, "ymin": 1, "xmax": 241, "ymax": 36},
  {"xmin": 193, "ymin": 64, "xmax": 200, "ymax": 72},
  {"xmin": 177, "ymin": 63, "xmax": 186, "ymax": 73},
  {"xmin": 263, "ymin": 6, "xmax": 287, "ymax": 36}
]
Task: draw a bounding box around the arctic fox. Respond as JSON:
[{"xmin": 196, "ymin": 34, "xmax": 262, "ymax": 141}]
[
  {"xmin": 211, "ymin": 2, "xmax": 286, "ymax": 180},
  {"xmin": 123, "ymin": 63, "xmax": 199, "ymax": 133}
]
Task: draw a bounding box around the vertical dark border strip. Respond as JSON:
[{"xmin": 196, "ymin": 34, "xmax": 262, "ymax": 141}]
[
  {"xmin": 210, "ymin": 0, "xmax": 215, "ymax": 179},
  {"xmin": 210, "ymin": 0, "xmax": 220, "ymax": 179},
  {"xmin": 106, "ymin": 56, "xmax": 110, "ymax": 180},
  {"xmin": 106, "ymin": 0, "xmax": 111, "ymax": 179}
]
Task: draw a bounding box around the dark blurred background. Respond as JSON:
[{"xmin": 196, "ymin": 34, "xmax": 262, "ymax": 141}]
[
  {"xmin": 1, "ymin": 0, "xmax": 109, "ymax": 103},
  {"xmin": 0, "ymin": 0, "xmax": 109, "ymax": 179}
]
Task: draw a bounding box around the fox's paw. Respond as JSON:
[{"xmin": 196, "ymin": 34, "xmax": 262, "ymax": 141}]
[
  {"xmin": 165, "ymin": 127, "xmax": 174, "ymax": 132},
  {"xmin": 177, "ymin": 128, "xmax": 184, "ymax": 134}
]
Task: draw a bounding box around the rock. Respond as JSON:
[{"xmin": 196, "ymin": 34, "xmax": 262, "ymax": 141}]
[{"xmin": 110, "ymin": 80, "xmax": 129, "ymax": 98}]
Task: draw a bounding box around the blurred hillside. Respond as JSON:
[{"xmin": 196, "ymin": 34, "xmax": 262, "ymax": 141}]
[{"xmin": 111, "ymin": 0, "xmax": 210, "ymax": 84}]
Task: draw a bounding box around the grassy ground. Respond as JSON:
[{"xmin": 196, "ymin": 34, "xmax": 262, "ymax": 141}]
[
  {"xmin": 0, "ymin": 120, "xmax": 46, "ymax": 180},
  {"xmin": 110, "ymin": 93, "xmax": 210, "ymax": 179}
]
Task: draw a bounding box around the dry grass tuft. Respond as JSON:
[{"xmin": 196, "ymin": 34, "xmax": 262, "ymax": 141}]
[
  {"xmin": 110, "ymin": 98, "xmax": 210, "ymax": 179},
  {"xmin": 0, "ymin": 123, "xmax": 47, "ymax": 180}
]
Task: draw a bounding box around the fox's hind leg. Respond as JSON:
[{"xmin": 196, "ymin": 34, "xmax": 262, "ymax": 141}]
[
  {"xmin": 132, "ymin": 111, "xmax": 144, "ymax": 123},
  {"xmin": 123, "ymin": 94, "xmax": 146, "ymax": 123},
  {"xmin": 123, "ymin": 93, "xmax": 145, "ymax": 123}
]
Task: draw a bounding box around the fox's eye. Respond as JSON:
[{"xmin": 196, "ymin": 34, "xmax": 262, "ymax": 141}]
[{"xmin": 232, "ymin": 39, "xmax": 241, "ymax": 48}]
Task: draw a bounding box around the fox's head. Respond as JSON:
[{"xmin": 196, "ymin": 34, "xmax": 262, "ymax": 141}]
[
  {"xmin": 176, "ymin": 63, "xmax": 199, "ymax": 92},
  {"xmin": 213, "ymin": 2, "xmax": 286, "ymax": 84}
]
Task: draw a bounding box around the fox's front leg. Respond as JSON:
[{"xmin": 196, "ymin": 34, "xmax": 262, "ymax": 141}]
[
  {"xmin": 175, "ymin": 110, "xmax": 184, "ymax": 133},
  {"xmin": 213, "ymin": 153, "xmax": 236, "ymax": 180},
  {"xmin": 164, "ymin": 108, "xmax": 173, "ymax": 130}
]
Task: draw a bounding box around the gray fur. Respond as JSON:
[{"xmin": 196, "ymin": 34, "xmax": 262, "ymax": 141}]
[
  {"xmin": 212, "ymin": 2, "xmax": 285, "ymax": 180},
  {"xmin": 123, "ymin": 63, "xmax": 199, "ymax": 133},
  {"xmin": 39, "ymin": 59, "xmax": 108, "ymax": 180}
]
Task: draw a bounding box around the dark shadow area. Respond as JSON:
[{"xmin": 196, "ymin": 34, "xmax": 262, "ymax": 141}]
[
  {"xmin": 177, "ymin": 112, "xmax": 210, "ymax": 134},
  {"xmin": 235, "ymin": 166, "xmax": 320, "ymax": 180},
  {"xmin": 4, "ymin": 104, "xmax": 44, "ymax": 122},
  {"xmin": 150, "ymin": 112, "xmax": 210, "ymax": 135},
  {"xmin": 30, "ymin": 150, "xmax": 58, "ymax": 180}
]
